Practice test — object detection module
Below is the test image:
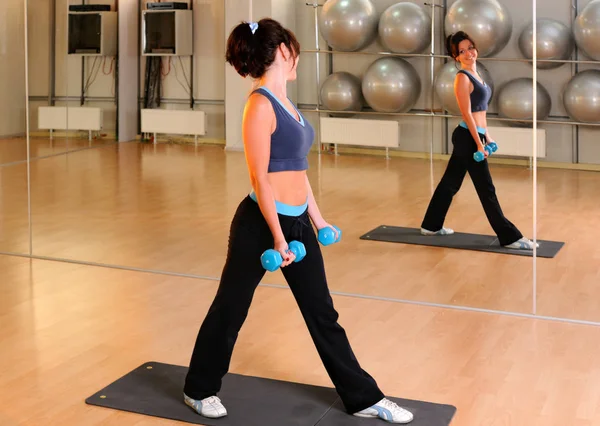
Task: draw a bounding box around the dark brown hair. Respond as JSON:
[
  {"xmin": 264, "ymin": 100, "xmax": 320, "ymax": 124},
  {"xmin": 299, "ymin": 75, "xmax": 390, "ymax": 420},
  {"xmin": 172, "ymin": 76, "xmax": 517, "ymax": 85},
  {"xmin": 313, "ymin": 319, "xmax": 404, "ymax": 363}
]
[
  {"xmin": 446, "ymin": 31, "xmax": 478, "ymax": 59},
  {"xmin": 225, "ymin": 18, "xmax": 301, "ymax": 79}
]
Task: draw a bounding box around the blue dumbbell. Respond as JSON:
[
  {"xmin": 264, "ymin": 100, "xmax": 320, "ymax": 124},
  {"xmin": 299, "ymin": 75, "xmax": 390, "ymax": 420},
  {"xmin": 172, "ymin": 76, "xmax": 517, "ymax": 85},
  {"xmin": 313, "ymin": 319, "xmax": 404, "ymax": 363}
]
[
  {"xmin": 261, "ymin": 240, "xmax": 306, "ymax": 272},
  {"xmin": 487, "ymin": 142, "xmax": 498, "ymax": 153},
  {"xmin": 473, "ymin": 144, "xmax": 494, "ymax": 162},
  {"xmin": 318, "ymin": 225, "xmax": 342, "ymax": 246}
]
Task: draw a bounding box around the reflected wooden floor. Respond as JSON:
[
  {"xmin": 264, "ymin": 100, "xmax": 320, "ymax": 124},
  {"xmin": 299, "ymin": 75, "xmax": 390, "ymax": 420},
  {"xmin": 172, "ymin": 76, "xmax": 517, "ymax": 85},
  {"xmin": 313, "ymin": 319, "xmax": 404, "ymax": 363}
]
[
  {"xmin": 2, "ymin": 255, "xmax": 600, "ymax": 426},
  {"xmin": 0, "ymin": 136, "xmax": 116, "ymax": 165},
  {"xmin": 0, "ymin": 141, "xmax": 597, "ymax": 321}
]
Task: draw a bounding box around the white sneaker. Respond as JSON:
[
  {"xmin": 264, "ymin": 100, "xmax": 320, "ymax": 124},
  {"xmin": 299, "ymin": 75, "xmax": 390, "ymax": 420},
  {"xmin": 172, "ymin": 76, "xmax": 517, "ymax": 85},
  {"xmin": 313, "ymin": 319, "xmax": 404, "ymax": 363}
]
[
  {"xmin": 353, "ymin": 398, "xmax": 414, "ymax": 424},
  {"xmin": 184, "ymin": 394, "xmax": 227, "ymax": 418},
  {"xmin": 421, "ymin": 227, "xmax": 454, "ymax": 236},
  {"xmin": 504, "ymin": 237, "xmax": 539, "ymax": 250}
]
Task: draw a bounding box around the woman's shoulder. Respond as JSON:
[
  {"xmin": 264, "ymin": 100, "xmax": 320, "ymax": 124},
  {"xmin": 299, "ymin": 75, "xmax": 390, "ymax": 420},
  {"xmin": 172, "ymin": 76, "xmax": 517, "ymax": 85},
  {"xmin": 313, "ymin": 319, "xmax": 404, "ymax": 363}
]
[
  {"xmin": 247, "ymin": 90, "xmax": 274, "ymax": 110},
  {"xmin": 455, "ymin": 71, "xmax": 471, "ymax": 84}
]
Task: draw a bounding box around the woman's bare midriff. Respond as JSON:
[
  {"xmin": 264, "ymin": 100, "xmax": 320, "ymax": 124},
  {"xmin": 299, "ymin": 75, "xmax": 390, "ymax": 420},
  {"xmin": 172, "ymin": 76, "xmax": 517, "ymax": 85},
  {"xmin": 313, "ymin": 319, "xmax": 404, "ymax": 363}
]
[
  {"xmin": 471, "ymin": 110, "xmax": 488, "ymax": 131},
  {"xmin": 267, "ymin": 170, "xmax": 308, "ymax": 206}
]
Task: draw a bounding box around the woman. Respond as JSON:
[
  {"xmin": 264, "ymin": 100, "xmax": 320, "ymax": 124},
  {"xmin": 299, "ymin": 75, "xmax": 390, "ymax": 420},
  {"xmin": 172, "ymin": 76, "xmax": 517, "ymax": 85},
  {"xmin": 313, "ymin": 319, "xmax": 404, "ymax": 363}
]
[
  {"xmin": 421, "ymin": 31, "xmax": 538, "ymax": 250},
  {"xmin": 182, "ymin": 18, "xmax": 413, "ymax": 424}
]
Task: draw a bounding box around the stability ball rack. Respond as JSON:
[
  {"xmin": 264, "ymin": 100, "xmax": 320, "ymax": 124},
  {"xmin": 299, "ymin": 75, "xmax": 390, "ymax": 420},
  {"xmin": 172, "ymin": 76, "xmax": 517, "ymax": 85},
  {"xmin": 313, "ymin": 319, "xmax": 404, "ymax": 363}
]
[{"xmin": 301, "ymin": 0, "xmax": 600, "ymax": 166}]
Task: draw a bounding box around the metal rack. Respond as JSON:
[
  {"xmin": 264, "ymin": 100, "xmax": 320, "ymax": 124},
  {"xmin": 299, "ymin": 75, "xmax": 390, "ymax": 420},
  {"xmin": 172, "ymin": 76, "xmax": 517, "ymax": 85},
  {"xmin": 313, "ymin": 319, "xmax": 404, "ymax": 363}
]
[{"xmin": 302, "ymin": 0, "xmax": 597, "ymax": 163}]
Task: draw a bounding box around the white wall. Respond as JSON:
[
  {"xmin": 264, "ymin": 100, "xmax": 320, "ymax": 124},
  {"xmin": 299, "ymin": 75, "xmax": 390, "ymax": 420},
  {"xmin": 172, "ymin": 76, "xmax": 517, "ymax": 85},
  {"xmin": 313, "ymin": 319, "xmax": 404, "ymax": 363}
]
[
  {"xmin": 292, "ymin": 0, "xmax": 600, "ymax": 165},
  {"xmin": 294, "ymin": 0, "xmax": 441, "ymax": 155},
  {"xmin": 118, "ymin": 0, "xmax": 139, "ymax": 142},
  {"xmin": 22, "ymin": 0, "xmax": 600, "ymax": 165},
  {"xmin": 0, "ymin": 0, "xmax": 26, "ymax": 137},
  {"xmin": 27, "ymin": 0, "xmax": 225, "ymax": 140},
  {"xmin": 224, "ymin": 0, "xmax": 297, "ymax": 151},
  {"xmin": 27, "ymin": 0, "xmax": 117, "ymax": 134},
  {"xmin": 139, "ymin": 0, "xmax": 225, "ymax": 141},
  {"xmin": 552, "ymin": 0, "xmax": 600, "ymax": 165}
]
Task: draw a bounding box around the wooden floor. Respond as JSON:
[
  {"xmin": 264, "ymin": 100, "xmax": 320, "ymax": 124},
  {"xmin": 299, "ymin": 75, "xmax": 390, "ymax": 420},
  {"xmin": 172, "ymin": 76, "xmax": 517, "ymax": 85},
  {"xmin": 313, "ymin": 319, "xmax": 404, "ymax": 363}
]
[
  {"xmin": 1, "ymin": 137, "xmax": 600, "ymax": 424},
  {"xmin": 3, "ymin": 255, "xmax": 600, "ymax": 426},
  {"xmin": 1, "ymin": 138, "xmax": 599, "ymax": 320},
  {"xmin": 0, "ymin": 136, "xmax": 115, "ymax": 164}
]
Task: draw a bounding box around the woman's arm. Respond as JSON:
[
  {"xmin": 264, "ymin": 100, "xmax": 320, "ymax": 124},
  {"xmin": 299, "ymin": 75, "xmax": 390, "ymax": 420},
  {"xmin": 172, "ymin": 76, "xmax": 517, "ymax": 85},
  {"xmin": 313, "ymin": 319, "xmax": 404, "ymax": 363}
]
[
  {"xmin": 455, "ymin": 74, "xmax": 486, "ymax": 153},
  {"xmin": 242, "ymin": 93, "xmax": 289, "ymax": 253},
  {"xmin": 484, "ymin": 128, "xmax": 494, "ymax": 144},
  {"xmin": 304, "ymin": 175, "xmax": 340, "ymax": 239},
  {"xmin": 305, "ymin": 175, "xmax": 327, "ymax": 229}
]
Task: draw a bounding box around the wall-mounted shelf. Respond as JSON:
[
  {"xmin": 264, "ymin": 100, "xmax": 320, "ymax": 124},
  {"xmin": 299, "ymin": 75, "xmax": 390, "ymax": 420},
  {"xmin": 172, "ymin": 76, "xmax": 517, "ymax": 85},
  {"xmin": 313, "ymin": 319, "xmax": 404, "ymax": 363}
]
[
  {"xmin": 68, "ymin": 11, "xmax": 117, "ymax": 56},
  {"xmin": 141, "ymin": 10, "xmax": 193, "ymax": 56}
]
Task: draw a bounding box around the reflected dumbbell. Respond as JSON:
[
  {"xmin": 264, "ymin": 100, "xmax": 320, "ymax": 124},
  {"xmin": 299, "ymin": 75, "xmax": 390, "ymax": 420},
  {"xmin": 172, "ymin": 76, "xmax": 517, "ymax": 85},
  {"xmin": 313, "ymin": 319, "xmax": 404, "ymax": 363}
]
[
  {"xmin": 261, "ymin": 240, "xmax": 306, "ymax": 272},
  {"xmin": 318, "ymin": 225, "xmax": 342, "ymax": 246},
  {"xmin": 473, "ymin": 142, "xmax": 498, "ymax": 162}
]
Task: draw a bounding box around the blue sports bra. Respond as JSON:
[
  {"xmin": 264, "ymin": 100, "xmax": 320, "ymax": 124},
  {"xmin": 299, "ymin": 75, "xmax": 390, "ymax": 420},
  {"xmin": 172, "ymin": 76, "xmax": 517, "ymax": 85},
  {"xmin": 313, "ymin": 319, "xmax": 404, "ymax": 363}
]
[
  {"xmin": 251, "ymin": 86, "xmax": 314, "ymax": 173},
  {"xmin": 457, "ymin": 70, "xmax": 491, "ymax": 112}
]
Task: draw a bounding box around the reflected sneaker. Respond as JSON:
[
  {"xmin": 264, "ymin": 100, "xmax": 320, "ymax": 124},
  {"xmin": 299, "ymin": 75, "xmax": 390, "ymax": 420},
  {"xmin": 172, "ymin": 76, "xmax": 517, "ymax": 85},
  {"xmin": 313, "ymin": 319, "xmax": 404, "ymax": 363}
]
[
  {"xmin": 421, "ymin": 227, "xmax": 454, "ymax": 236},
  {"xmin": 184, "ymin": 394, "xmax": 227, "ymax": 418},
  {"xmin": 354, "ymin": 398, "xmax": 414, "ymax": 424},
  {"xmin": 504, "ymin": 237, "xmax": 539, "ymax": 250}
]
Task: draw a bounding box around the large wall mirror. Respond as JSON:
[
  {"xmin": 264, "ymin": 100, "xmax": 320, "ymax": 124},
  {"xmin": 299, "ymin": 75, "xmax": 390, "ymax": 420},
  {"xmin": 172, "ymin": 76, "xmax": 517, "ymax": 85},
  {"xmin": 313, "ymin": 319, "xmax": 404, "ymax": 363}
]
[
  {"xmin": 535, "ymin": 0, "xmax": 600, "ymax": 324},
  {"xmin": 293, "ymin": 0, "xmax": 535, "ymax": 315},
  {"xmin": 1, "ymin": 0, "xmax": 29, "ymax": 255},
  {"xmin": 24, "ymin": 0, "xmax": 228, "ymax": 275},
  {"xmin": 26, "ymin": 0, "xmax": 119, "ymax": 259},
  {"xmin": 13, "ymin": 0, "xmax": 600, "ymax": 324}
]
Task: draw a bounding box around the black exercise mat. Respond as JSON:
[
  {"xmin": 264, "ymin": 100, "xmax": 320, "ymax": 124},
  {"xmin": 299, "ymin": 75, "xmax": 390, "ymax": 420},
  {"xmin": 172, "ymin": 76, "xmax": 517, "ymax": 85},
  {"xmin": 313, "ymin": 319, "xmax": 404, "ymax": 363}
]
[
  {"xmin": 86, "ymin": 361, "xmax": 457, "ymax": 425},
  {"xmin": 360, "ymin": 225, "xmax": 564, "ymax": 258},
  {"xmin": 86, "ymin": 361, "xmax": 338, "ymax": 425}
]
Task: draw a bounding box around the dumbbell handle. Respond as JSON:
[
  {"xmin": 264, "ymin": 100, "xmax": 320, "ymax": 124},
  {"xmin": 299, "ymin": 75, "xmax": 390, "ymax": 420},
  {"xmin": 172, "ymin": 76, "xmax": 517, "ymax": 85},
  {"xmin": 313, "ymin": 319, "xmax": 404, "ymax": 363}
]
[
  {"xmin": 261, "ymin": 240, "xmax": 306, "ymax": 272},
  {"xmin": 473, "ymin": 145, "xmax": 494, "ymax": 162}
]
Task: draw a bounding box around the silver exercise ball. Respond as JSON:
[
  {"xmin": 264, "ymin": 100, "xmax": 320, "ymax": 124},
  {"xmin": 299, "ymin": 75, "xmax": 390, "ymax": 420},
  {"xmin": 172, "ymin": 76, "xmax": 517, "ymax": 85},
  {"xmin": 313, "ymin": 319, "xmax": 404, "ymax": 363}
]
[
  {"xmin": 563, "ymin": 70, "xmax": 600, "ymax": 123},
  {"xmin": 497, "ymin": 78, "xmax": 551, "ymax": 126},
  {"xmin": 444, "ymin": 0, "xmax": 512, "ymax": 57},
  {"xmin": 320, "ymin": 72, "xmax": 363, "ymax": 116},
  {"xmin": 318, "ymin": 0, "xmax": 378, "ymax": 52},
  {"xmin": 361, "ymin": 57, "xmax": 421, "ymax": 113},
  {"xmin": 518, "ymin": 18, "xmax": 574, "ymax": 69},
  {"xmin": 573, "ymin": 0, "xmax": 600, "ymax": 60},
  {"xmin": 378, "ymin": 2, "xmax": 431, "ymax": 54},
  {"xmin": 434, "ymin": 62, "xmax": 494, "ymax": 115}
]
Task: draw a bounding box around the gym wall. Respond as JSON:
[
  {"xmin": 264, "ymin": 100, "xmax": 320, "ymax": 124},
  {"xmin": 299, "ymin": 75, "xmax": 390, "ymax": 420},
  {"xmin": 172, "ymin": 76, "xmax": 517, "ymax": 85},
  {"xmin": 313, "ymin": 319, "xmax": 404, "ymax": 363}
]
[
  {"xmin": 0, "ymin": 0, "xmax": 26, "ymax": 138},
  {"xmin": 23, "ymin": 0, "xmax": 600, "ymax": 166},
  {"xmin": 293, "ymin": 0, "xmax": 600, "ymax": 166},
  {"xmin": 26, "ymin": 0, "xmax": 225, "ymax": 141}
]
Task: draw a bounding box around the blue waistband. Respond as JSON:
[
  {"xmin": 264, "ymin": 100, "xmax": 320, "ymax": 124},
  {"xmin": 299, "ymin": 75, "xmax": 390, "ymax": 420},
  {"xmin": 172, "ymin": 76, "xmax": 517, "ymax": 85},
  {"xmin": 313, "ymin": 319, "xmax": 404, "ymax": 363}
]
[
  {"xmin": 249, "ymin": 191, "xmax": 308, "ymax": 217},
  {"xmin": 459, "ymin": 121, "xmax": 486, "ymax": 135}
]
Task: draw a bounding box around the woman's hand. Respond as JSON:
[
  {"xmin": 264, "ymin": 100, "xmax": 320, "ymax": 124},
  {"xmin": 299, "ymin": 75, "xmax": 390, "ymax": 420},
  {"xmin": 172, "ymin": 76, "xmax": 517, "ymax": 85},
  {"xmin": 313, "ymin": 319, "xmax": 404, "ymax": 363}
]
[
  {"xmin": 314, "ymin": 220, "xmax": 340, "ymax": 240},
  {"xmin": 274, "ymin": 238, "xmax": 295, "ymax": 268},
  {"xmin": 477, "ymin": 143, "xmax": 489, "ymax": 158}
]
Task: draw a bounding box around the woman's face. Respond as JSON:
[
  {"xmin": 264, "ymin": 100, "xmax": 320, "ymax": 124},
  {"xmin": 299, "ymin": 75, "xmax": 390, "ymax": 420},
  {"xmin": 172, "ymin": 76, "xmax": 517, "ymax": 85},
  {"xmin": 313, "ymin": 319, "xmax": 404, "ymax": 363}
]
[{"xmin": 456, "ymin": 39, "xmax": 477, "ymax": 66}]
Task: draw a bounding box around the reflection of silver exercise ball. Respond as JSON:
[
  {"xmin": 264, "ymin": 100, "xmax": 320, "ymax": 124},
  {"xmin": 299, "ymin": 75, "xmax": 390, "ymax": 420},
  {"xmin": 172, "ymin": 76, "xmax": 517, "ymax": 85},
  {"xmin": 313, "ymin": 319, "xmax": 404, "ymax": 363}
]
[
  {"xmin": 320, "ymin": 72, "xmax": 363, "ymax": 116},
  {"xmin": 497, "ymin": 78, "xmax": 551, "ymax": 126},
  {"xmin": 434, "ymin": 62, "xmax": 494, "ymax": 115},
  {"xmin": 362, "ymin": 57, "xmax": 421, "ymax": 113},
  {"xmin": 379, "ymin": 3, "xmax": 431, "ymax": 54},
  {"xmin": 573, "ymin": 0, "xmax": 600, "ymax": 60},
  {"xmin": 563, "ymin": 70, "xmax": 600, "ymax": 123},
  {"xmin": 318, "ymin": 0, "xmax": 378, "ymax": 52},
  {"xmin": 518, "ymin": 18, "xmax": 574, "ymax": 69},
  {"xmin": 444, "ymin": 0, "xmax": 512, "ymax": 57}
]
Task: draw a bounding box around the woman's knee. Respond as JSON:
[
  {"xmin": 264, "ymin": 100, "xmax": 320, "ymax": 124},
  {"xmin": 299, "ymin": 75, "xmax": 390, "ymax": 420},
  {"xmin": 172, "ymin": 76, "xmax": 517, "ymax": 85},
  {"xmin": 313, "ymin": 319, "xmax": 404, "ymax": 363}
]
[{"xmin": 437, "ymin": 178, "xmax": 461, "ymax": 196}]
